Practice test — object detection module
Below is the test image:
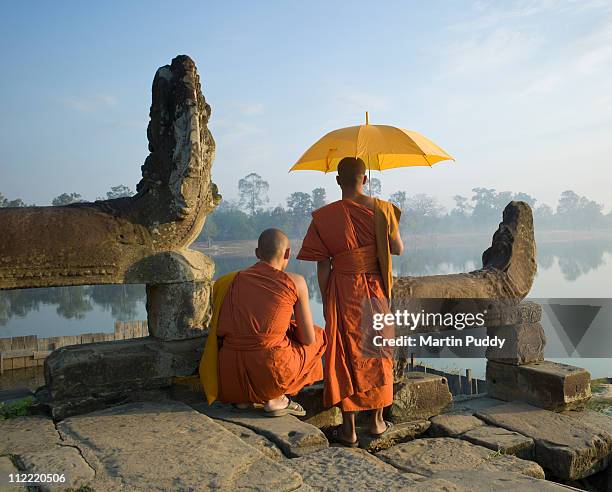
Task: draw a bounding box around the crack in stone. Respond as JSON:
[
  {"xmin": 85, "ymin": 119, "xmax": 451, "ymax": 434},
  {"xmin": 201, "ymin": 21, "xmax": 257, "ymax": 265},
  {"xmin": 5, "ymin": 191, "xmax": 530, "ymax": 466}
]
[{"xmin": 54, "ymin": 422, "xmax": 97, "ymax": 478}]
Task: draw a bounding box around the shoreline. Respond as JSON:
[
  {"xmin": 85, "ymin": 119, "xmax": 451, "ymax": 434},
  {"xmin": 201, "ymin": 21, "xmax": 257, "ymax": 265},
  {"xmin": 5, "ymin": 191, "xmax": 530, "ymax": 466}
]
[{"xmin": 194, "ymin": 229, "xmax": 612, "ymax": 257}]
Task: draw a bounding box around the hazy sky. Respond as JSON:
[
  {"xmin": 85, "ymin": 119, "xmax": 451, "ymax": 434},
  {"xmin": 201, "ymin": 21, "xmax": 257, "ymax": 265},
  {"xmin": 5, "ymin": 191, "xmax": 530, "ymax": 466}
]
[{"xmin": 2, "ymin": 0, "xmax": 611, "ymax": 211}]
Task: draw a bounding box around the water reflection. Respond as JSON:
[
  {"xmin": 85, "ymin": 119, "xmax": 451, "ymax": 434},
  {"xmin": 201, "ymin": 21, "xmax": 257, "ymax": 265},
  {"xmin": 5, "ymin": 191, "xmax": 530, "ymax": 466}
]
[
  {"xmin": 0, "ymin": 237, "xmax": 611, "ymax": 329},
  {"xmin": 0, "ymin": 285, "xmax": 145, "ymax": 327}
]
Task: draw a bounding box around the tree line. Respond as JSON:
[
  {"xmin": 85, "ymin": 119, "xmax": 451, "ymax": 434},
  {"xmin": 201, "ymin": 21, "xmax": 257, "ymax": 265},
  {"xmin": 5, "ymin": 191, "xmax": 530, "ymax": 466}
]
[
  {"xmin": 198, "ymin": 173, "xmax": 612, "ymax": 243},
  {"xmin": 2, "ymin": 176, "xmax": 611, "ymax": 243}
]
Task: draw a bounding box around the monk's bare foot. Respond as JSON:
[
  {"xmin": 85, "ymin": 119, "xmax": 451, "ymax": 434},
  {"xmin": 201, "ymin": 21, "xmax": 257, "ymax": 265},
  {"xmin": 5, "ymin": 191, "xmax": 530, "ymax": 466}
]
[
  {"xmin": 369, "ymin": 410, "xmax": 390, "ymax": 436},
  {"xmin": 326, "ymin": 424, "xmax": 358, "ymax": 446},
  {"xmin": 233, "ymin": 403, "xmax": 252, "ymax": 410}
]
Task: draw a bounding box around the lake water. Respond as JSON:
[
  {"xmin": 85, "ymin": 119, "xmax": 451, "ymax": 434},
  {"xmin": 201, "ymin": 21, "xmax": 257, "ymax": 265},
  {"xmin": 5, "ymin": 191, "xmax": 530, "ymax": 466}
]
[{"xmin": 2, "ymin": 234, "xmax": 611, "ymax": 380}]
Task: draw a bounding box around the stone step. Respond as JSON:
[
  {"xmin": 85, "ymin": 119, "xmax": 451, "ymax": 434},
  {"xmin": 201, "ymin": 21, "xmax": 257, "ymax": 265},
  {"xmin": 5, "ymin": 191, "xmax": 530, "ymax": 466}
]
[
  {"xmin": 459, "ymin": 425, "xmax": 535, "ymax": 460},
  {"xmin": 358, "ymin": 420, "xmax": 430, "ymax": 452},
  {"xmin": 386, "ymin": 372, "xmax": 452, "ymax": 423},
  {"xmin": 486, "ymin": 360, "xmax": 591, "ymax": 411},
  {"xmin": 375, "ymin": 437, "xmax": 545, "ymax": 479},
  {"xmin": 486, "ymin": 321, "xmax": 545, "ymax": 365},
  {"xmin": 215, "ymin": 420, "xmax": 284, "ymax": 461},
  {"xmin": 287, "ymin": 447, "xmax": 421, "ymax": 491},
  {"xmin": 192, "ymin": 401, "xmax": 329, "ymax": 457},
  {"xmin": 476, "ymin": 401, "xmax": 612, "ymax": 480},
  {"xmin": 57, "ymin": 400, "xmax": 304, "ymax": 491},
  {"xmin": 428, "ymin": 413, "xmax": 486, "ymax": 437}
]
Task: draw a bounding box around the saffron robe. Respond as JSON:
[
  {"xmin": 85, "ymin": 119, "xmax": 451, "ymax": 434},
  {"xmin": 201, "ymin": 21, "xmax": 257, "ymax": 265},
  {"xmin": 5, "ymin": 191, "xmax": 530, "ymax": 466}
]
[
  {"xmin": 297, "ymin": 198, "xmax": 400, "ymax": 411},
  {"xmin": 216, "ymin": 261, "xmax": 326, "ymax": 404}
]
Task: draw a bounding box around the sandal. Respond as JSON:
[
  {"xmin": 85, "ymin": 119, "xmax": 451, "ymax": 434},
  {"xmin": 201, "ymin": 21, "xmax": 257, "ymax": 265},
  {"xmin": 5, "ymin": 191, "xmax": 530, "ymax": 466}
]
[
  {"xmin": 325, "ymin": 425, "xmax": 359, "ymax": 448},
  {"xmin": 264, "ymin": 397, "xmax": 306, "ymax": 417},
  {"xmin": 231, "ymin": 403, "xmax": 255, "ymax": 412},
  {"xmin": 369, "ymin": 420, "xmax": 394, "ymax": 438}
]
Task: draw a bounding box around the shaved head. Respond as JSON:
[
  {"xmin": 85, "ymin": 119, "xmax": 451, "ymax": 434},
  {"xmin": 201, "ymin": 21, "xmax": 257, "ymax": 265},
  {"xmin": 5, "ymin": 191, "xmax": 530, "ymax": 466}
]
[
  {"xmin": 337, "ymin": 157, "xmax": 366, "ymax": 187},
  {"xmin": 256, "ymin": 228, "xmax": 290, "ymax": 262}
]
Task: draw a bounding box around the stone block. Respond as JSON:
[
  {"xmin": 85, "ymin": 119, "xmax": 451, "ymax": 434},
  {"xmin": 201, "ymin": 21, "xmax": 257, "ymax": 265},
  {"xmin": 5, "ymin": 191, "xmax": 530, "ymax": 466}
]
[
  {"xmin": 192, "ymin": 402, "xmax": 328, "ymax": 457},
  {"xmin": 460, "ymin": 425, "xmax": 535, "ymax": 459},
  {"xmin": 16, "ymin": 444, "xmax": 95, "ymax": 492},
  {"xmin": 385, "ymin": 372, "xmax": 452, "ymax": 423},
  {"xmin": 0, "ymin": 456, "xmax": 26, "ymax": 492},
  {"xmin": 484, "ymin": 301, "xmax": 542, "ymax": 326},
  {"xmin": 486, "ymin": 360, "xmax": 591, "ymax": 411},
  {"xmin": 146, "ymin": 280, "xmax": 212, "ymax": 340},
  {"xmin": 293, "ymin": 383, "xmax": 342, "ymax": 428},
  {"xmin": 359, "ymin": 420, "xmax": 430, "ymax": 452},
  {"xmin": 0, "ymin": 416, "xmax": 61, "ymax": 455},
  {"xmin": 426, "ymin": 469, "xmax": 581, "ymax": 491},
  {"xmin": 428, "ymin": 414, "xmax": 485, "ymax": 437},
  {"xmin": 288, "ymin": 447, "xmax": 420, "ymax": 491},
  {"xmin": 215, "ymin": 420, "xmax": 283, "ymax": 461},
  {"xmin": 58, "ymin": 401, "xmax": 303, "ymax": 491},
  {"xmin": 486, "ymin": 322, "xmax": 545, "ymax": 365},
  {"xmin": 476, "ymin": 401, "xmax": 612, "ymax": 479},
  {"xmin": 43, "ymin": 336, "xmax": 205, "ymax": 419},
  {"xmin": 376, "ymin": 437, "xmax": 545, "ymax": 479}
]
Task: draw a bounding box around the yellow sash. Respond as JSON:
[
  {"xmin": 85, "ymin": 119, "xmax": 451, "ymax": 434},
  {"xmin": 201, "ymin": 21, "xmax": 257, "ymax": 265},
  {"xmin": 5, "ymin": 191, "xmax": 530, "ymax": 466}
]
[
  {"xmin": 374, "ymin": 198, "xmax": 401, "ymax": 299},
  {"xmin": 199, "ymin": 271, "xmax": 239, "ymax": 404}
]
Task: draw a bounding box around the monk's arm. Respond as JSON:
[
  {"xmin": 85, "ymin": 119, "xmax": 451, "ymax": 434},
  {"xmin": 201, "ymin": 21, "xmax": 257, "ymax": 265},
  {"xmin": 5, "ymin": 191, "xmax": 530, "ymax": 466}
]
[
  {"xmin": 390, "ymin": 231, "xmax": 404, "ymax": 256},
  {"xmin": 316, "ymin": 259, "xmax": 331, "ymax": 299},
  {"xmin": 287, "ymin": 273, "xmax": 316, "ymax": 346}
]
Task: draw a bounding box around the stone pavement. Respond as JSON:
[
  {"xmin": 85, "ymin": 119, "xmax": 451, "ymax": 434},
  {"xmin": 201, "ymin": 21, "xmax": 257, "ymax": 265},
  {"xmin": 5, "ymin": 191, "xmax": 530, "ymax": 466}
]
[{"xmin": 0, "ymin": 398, "xmax": 595, "ymax": 491}]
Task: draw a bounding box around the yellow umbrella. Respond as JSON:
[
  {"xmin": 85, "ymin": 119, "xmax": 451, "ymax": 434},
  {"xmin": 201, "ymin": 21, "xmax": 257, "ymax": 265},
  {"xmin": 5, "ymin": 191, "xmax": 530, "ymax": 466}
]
[{"xmin": 290, "ymin": 112, "xmax": 453, "ymax": 173}]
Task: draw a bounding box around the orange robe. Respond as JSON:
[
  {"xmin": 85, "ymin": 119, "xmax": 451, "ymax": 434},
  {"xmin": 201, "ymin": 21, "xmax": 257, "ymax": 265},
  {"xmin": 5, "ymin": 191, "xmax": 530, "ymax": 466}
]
[
  {"xmin": 217, "ymin": 261, "xmax": 326, "ymax": 404},
  {"xmin": 297, "ymin": 199, "xmax": 400, "ymax": 411}
]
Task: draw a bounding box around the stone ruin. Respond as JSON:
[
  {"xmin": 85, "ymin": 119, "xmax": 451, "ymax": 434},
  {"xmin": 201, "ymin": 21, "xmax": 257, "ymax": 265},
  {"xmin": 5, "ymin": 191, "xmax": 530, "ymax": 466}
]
[{"xmin": 1, "ymin": 55, "xmax": 610, "ymax": 491}]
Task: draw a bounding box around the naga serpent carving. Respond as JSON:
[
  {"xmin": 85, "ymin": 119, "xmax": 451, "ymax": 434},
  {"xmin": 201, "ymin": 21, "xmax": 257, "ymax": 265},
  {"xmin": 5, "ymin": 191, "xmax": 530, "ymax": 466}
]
[{"xmin": 0, "ymin": 55, "xmax": 220, "ymax": 290}]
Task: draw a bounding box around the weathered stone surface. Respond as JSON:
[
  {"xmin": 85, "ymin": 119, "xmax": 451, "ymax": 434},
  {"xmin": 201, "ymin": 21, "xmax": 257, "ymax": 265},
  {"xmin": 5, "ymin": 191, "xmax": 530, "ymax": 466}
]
[
  {"xmin": 44, "ymin": 336, "xmax": 204, "ymax": 405},
  {"xmin": 385, "ymin": 372, "xmax": 452, "ymax": 423},
  {"xmin": 376, "ymin": 437, "xmax": 544, "ymax": 479},
  {"xmin": 16, "ymin": 445, "xmax": 95, "ymax": 492},
  {"xmin": 192, "ymin": 402, "xmax": 328, "ymax": 457},
  {"xmin": 562, "ymin": 409, "xmax": 612, "ymax": 436},
  {"xmin": 427, "ymin": 469, "xmax": 581, "ymax": 491},
  {"xmin": 216, "ymin": 420, "xmax": 284, "ymax": 461},
  {"xmin": 288, "ymin": 447, "xmax": 419, "ymax": 491},
  {"xmin": 460, "ymin": 425, "xmax": 535, "ymax": 459},
  {"xmin": 486, "ymin": 322, "xmax": 546, "ymax": 365},
  {"xmin": 0, "ymin": 55, "xmax": 219, "ymax": 291},
  {"xmin": 486, "ymin": 360, "xmax": 591, "ymax": 411},
  {"xmin": 146, "ymin": 280, "xmax": 212, "ymax": 340},
  {"xmin": 359, "ymin": 420, "xmax": 430, "ymax": 452},
  {"xmin": 484, "ymin": 301, "xmax": 543, "ymax": 327},
  {"xmin": 0, "ymin": 456, "xmax": 26, "ymax": 492},
  {"xmin": 0, "ymin": 416, "xmax": 60, "ymax": 455},
  {"xmin": 58, "ymin": 401, "xmax": 303, "ymax": 491},
  {"xmin": 293, "ymin": 383, "xmax": 342, "ymax": 428},
  {"xmin": 477, "ymin": 401, "xmax": 612, "ymax": 479},
  {"xmin": 428, "ymin": 414, "xmax": 485, "ymax": 437},
  {"xmin": 447, "ymin": 395, "xmax": 506, "ymax": 414}
]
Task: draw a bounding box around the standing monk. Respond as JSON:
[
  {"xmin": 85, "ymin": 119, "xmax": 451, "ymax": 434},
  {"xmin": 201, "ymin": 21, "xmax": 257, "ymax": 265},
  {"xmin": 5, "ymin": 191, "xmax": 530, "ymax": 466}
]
[
  {"xmin": 215, "ymin": 228, "xmax": 326, "ymax": 416},
  {"xmin": 297, "ymin": 157, "xmax": 404, "ymax": 445}
]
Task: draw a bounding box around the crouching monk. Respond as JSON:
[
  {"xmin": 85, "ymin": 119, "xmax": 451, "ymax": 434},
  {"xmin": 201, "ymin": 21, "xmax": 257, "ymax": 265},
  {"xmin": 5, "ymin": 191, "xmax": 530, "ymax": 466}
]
[
  {"xmin": 297, "ymin": 157, "xmax": 404, "ymax": 446},
  {"xmin": 200, "ymin": 228, "xmax": 325, "ymax": 416}
]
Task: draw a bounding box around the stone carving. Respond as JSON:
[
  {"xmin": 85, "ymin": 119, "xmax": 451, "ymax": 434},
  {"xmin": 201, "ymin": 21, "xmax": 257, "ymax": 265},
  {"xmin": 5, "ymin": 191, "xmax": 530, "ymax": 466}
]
[
  {"xmin": 0, "ymin": 55, "xmax": 219, "ymax": 290},
  {"xmin": 392, "ymin": 201, "xmax": 536, "ymax": 302}
]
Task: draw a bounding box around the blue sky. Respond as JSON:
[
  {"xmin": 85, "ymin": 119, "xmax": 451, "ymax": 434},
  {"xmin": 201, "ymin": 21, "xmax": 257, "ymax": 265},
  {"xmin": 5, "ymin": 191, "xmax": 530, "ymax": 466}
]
[{"xmin": 2, "ymin": 0, "xmax": 612, "ymax": 211}]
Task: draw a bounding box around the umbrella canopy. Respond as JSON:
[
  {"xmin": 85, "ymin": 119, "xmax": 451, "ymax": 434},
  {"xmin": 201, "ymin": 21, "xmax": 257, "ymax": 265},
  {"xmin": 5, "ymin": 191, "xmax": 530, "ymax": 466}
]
[{"xmin": 290, "ymin": 115, "xmax": 453, "ymax": 173}]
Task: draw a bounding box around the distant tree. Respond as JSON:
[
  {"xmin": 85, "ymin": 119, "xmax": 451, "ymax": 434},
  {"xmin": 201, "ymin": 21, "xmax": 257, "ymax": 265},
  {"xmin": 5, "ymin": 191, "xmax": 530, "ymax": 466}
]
[
  {"xmin": 368, "ymin": 177, "xmax": 382, "ymax": 197},
  {"xmin": 311, "ymin": 187, "xmax": 327, "ymax": 209},
  {"xmin": 199, "ymin": 216, "xmax": 219, "ymax": 246},
  {"xmin": 389, "ymin": 191, "xmax": 408, "ymax": 210},
  {"xmin": 238, "ymin": 173, "xmax": 269, "ymax": 215},
  {"xmin": 286, "ymin": 192, "xmax": 313, "ymax": 217},
  {"xmin": 534, "ymin": 204, "xmax": 553, "ymax": 219},
  {"xmin": 556, "ymin": 190, "xmax": 604, "ymax": 228},
  {"xmin": 406, "ymin": 194, "xmax": 444, "ymax": 218},
  {"xmin": 451, "ymin": 195, "xmax": 472, "ymax": 217},
  {"xmin": 0, "ymin": 192, "xmax": 27, "ymax": 208},
  {"xmin": 103, "ymin": 184, "xmax": 133, "ymax": 200},
  {"xmin": 52, "ymin": 192, "xmax": 84, "ymax": 206}
]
